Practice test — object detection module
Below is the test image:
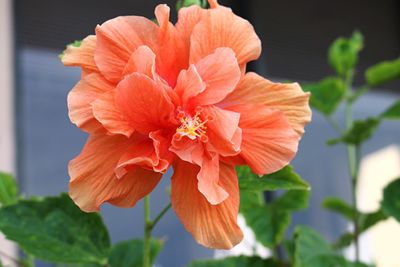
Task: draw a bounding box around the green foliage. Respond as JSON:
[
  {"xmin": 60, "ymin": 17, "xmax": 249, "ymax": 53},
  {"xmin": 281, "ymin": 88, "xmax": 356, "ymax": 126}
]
[
  {"xmin": 381, "ymin": 178, "xmax": 400, "ymax": 222},
  {"xmin": 381, "ymin": 100, "xmax": 400, "ymax": 119},
  {"xmin": 187, "ymin": 256, "xmax": 278, "ymax": 267},
  {"xmin": 327, "ymin": 117, "xmax": 381, "ymax": 145},
  {"xmin": 238, "ymin": 165, "xmax": 310, "ymax": 192},
  {"xmin": 109, "ymin": 239, "xmax": 164, "ymax": 267},
  {"xmin": 293, "ymin": 226, "xmax": 370, "ymax": 267},
  {"xmin": 240, "ymin": 190, "xmax": 310, "ymax": 248},
  {"xmin": 365, "ymin": 58, "xmax": 400, "ymax": 87},
  {"xmin": 0, "ymin": 194, "xmax": 110, "ymax": 265},
  {"xmin": 328, "ymin": 31, "xmax": 363, "ymax": 77},
  {"xmin": 0, "ymin": 172, "xmax": 18, "ymax": 206},
  {"xmin": 322, "ymin": 197, "xmax": 354, "ymax": 220},
  {"xmin": 302, "ymin": 77, "xmax": 346, "ymax": 115},
  {"xmin": 333, "ymin": 210, "xmax": 387, "ymax": 249},
  {"xmin": 176, "ymin": 0, "xmax": 207, "ymax": 11}
]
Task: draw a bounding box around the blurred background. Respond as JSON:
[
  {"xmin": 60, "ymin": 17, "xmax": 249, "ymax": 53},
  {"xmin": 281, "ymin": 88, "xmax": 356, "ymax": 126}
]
[{"xmin": 0, "ymin": 0, "xmax": 399, "ymax": 266}]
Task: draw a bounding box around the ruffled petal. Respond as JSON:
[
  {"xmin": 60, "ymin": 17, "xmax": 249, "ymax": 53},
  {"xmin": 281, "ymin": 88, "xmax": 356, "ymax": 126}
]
[
  {"xmin": 122, "ymin": 45, "xmax": 156, "ymax": 78},
  {"xmin": 192, "ymin": 48, "xmax": 241, "ymax": 106},
  {"xmin": 176, "ymin": 5, "xmax": 205, "ymax": 46},
  {"xmin": 92, "ymin": 90, "xmax": 134, "ymax": 137},
  {"xmin": 67, "ymin": 73, "xmax": 114, "ymax": 133},
  {"xmin": 223, "ymin": 72, "xmax": 312, "ymax": 135},
  {"xmin": 202, "ymin": 105, "xmax": 241, "ymax": 157},
  {"xmin": 115, "ymin": 73, "xmax": 175, "ymax": 134},
  {"xmin": 229, "ymin": 104, "xmax": 299, "ymax": 175},
  {"xmin": 69, "ymin": 134, "xmax": 162, "ymax": 212},
  {"xmin": 174, "ymin": 64, "xmax": 205, "ymax": 105},
  {"xmin": 155, "ymin": 4, "xmax": 188, "ymax": 86},
  {"xmin": 190, "ymin": 6, "xmax": 261, "ymax": 69},
  {"xmin": 171, "ymin": 160, "xmax": 243, "ymax": 249},
  {"xmin": 116, "ymin": 131, "xmax": 174, "ymax": 176},
  {"xmin": 62, "ymin": 35, "xmax": 98, "ymax": 73},
  {"xmin": 95, "ymin": 16, "xmax": 159, "ymax": 83}
]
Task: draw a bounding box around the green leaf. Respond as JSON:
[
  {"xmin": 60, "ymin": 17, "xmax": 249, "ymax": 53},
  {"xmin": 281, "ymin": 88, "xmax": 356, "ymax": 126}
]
[
  {"xmin": 333, "ymin": 232, "xmax": 354, "ymax": 249},
  {"xmin": 302, "ymin": 77, "xmax": 346, "ymax": 115},
  {"xmin": 176, "ymin": 0, "xmax": 207, "ymax": 11},
  {"xmin": 327, "ymin": 117, "xmax": 381, "ymax": 145},
  {"xmin": 283, "ymin": 239, "xmax": 295, "ymax": 264},
  {"xmin": 0, "ymin": 194, "xmax": 110, "ymax": 265},
  {"xmin": 240, "ymin": 190, "xmax": 310, "ymax": 248},
  {"xmin": 273, "ymin": 190, "xmax": 310, "ymax": 212},
  {"xmin": 333, "ymin": 210, "xmax": 387, "ymax": 249},
  {"xmin": 294, "ymin": 226, "xmax": 345, "ymax": 267},
  {"xmin": 0, "ymin": 172, "xmax": 18, "ymax": 206},
  {"xmin": 238, "ymin": 165, "xmax": 310, "ymax": 192},
  {"xmin": 359, "ymin": 209, "xmax": 388, "ymax": 232},
  {"xmin": 187, "ymin": 256, "xmax": 278, "ymax": 267},
  {"xmin": 381, "ymin": 178, "xmax": 400, "ymax": 222},
  {"xmin": 365, "ymin": 58, "xmax": 400, "ymax": 87},
  {"xmin": 381, "ymin": 101, "xmax": 400, "ymax": 120},
  {"xmin": 322, "ymin": 197, "xmax": 354, "ymax": 220},
  {"xmin": 109, "ymin": 239, "xmax": 164, "ymax": 267},
  {"xmin": 328, "ymin": 31, "xmax": 363, "ymax": 77}
]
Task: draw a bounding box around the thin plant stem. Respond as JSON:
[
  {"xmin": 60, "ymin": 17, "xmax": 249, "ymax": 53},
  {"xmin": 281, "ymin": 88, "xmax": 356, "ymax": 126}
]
[
  {"xmin": 143, "ymin": 197, "xmax": 172, "ymax": 267},
  {"xmin": 325, "ymin": 115, "xmax": 344, "ymax": 134},
  {"xmin": 344, "ymin": 72, "xmax": 361, "ymax": 262},
  {"xmin": 151, "ymin": 203, "xmax": 172, "ymax": 230},
  {"xmin": 143, "ymin": 196, "xmax": 151, "ymax": 267}
]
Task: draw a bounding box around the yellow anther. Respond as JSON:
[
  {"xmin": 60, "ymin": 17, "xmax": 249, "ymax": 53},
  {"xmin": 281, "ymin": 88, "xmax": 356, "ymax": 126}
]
[{"xmin": 176, "ymin": 111, "xmax": 208, "ymax": 141}]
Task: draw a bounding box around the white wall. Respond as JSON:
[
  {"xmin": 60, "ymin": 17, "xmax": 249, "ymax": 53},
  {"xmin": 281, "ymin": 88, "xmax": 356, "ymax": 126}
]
[{"xmin": 0, "ymin": 0, "xmax": 17, "ymax": 264}]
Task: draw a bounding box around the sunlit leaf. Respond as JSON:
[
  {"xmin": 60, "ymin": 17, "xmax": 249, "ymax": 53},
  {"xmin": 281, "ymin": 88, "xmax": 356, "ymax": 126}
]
[
  {"xmin": 365, "ymin": 58, "xmax": 400, "ymax": 87},
  {"xmin": 381, "ymin": 178, "xmax": 400, "ymax": 222},
  {"xmin": 302, "ymin": 77, "xmax": 346, "ymax": 115},
  {"xmin": 238, "ymin": 166, "xmax": 310, "ymax": 192},
  {"xmin": 327, "ymin": 117, "xmax": 381, "ymax": 145},
  {"xmin": 0, "ymin": 172, "xmax": 18, "ymax": 206},
  {"xmin": 109, "ymin": 239, "xmax": 164, "ymax": 267},
  {"xmin": 328, "ymin": 31, "xmax": 363, "ymax": 77},
  {"xmin": 0, "ymin": 194, "xmax": 110, "ymax": 265}
]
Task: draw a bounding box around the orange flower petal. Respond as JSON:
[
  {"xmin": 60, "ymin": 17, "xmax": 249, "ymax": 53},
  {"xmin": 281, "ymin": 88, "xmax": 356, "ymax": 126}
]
[
  {"xmin": 176, "ymin": 5, "xmax": 205, "ymax": 46},
  {"xmin": 192, "ymin": 48, "xmax": 241, "ymax": 106},
  {"xmin": 190, "ymin": 7, "xmax": 261, "ymax": 69},
  {"xmin": 92, "ymin": 90, "xmax": 134, "ymax": 137},
  {"xmin": 67, "ymin": 73, "xmax": 114, "ymax": 133},
  {"xmin": 175, "ymin": 64, "xmax": 205, "ymax": 105},
  {"xmin": 155, "ymin": 4, "xmax": 188, "ymax": 86},
  {"xmin": 95, "ymin": 16, "xmax": 159, "ymax": 83},
  {"xmin": 69, "ymin": 134, "xmax": 162, "ymax": 212},
  {"xmin": 115, "ymin": 73, "xmax": 175, "ymax": 134},
  {"xmin": 171, "ymin": 160, "xmax": 243, "ymax": 249},
  {"xmin": 62, "ymin": 35, "xmax": 98, "ymax": 73},
  {"xmin": 202, "ymin": 105, "xmax": 241, "ymax": 157},
  {"xmin": 116, "ymin": 131, "xmax": 174, "ymax": 175},
  {"xmin": 193, "ymin": 148, "xmax": 229, "ymax": 205},
  {"xmin": 122, "ymin": 45, "xmax": 156, "ymax": 78},
  {"xmin": 223, "ymin": 72, "xmax": 312, "ymax": 135},
  {"xmin": 229, "ymin": 105, "xmax": 299, "ymax": 175}
]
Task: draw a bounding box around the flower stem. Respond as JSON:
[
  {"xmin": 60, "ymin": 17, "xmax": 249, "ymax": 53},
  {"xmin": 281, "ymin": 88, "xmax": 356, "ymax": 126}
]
[
  {"xmin": 143, "ymin": 196, "xmax": 151, "ymax": 267},
  {"xmin": 344, "ymin": 73, "xmax": 361, "ymax": 262},
  {"xmin": 143, "ymin": 197, "xmax": 172, "ymax": 267}
]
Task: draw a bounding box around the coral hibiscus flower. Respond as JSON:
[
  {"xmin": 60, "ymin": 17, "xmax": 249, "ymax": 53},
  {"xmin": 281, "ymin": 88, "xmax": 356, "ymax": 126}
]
[{"xmin": 62, "ymin": 0, "xmax": 311, "ymax": 249}]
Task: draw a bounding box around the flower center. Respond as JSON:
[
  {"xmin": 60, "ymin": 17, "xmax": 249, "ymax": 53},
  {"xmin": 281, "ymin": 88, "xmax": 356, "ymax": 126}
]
[{"xmin": 175, "ymin": 108, "xmax": 209, "ymax": 142}]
